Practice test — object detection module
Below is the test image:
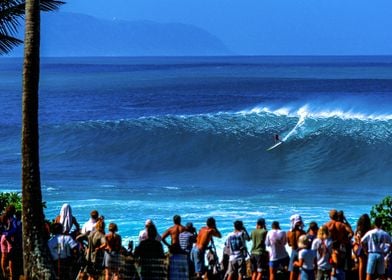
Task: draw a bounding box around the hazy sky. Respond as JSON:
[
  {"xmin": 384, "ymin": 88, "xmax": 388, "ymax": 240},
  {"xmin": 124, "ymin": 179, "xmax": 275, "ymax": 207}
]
[{"xmin": 62, "ymin": 0, "xmax": 392, "ymax": 55}]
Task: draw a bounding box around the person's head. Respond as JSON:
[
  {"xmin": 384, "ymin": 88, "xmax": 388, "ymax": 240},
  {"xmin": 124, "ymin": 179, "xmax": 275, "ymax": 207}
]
[
  {"xmin": 5, "ymin": 205, "xmax": 16, "ymax": 218},
  {"xmin": 90, "ymin": 210, "xmax": 99, "ymax": 220},
  {"xmin": 60, "ymin": 203, "xmax": 72, "ymax": 215},
  {"xmin": 329, "ymin": 209, "xmax": 338, "ymax": 221},
  {"xmin": 147, "ymin": 223, "xmax": 158, "ymax": 240},
  {"xmin": 234, "ymin": 220, "xmax": 244, "ymax": 231},
  {"xmin": 108, "ymin": 223, "xmax": 118, "ymax": 233},
  {"xmin": 145, "ymin": 219, "xmax": 153, "ymax": 228},
  {"xmin": 95, "ymin": 217, "xmax": 105, "ymax": 232},
  {"xmin": 356, "ymin": 214, "xmax": 371, "ymax": 234},
  {"xmin": 271, "ymin": 221, "xmax": 280, "ymax": 230},
  {"xmin": 290, "ymin": 214, "xmax": 303, "ymax": 231},
  {"xmin": 317, "ymin": 225, "xmax": 330, "ymax": 240},
  {"xmin": 337, "ymin": 210, "xmax": 345, "ymax": 222},
  {"xmin": 173, "ymin": 215, "xmax": 181, "ymax": 225},
  {"xmin": 374, "ymin": 217, "xmax": 383, "ymax": 228},
  {"xmin": 185, "ymin": 222, "xmax": 196, "ymax": 233},
  {"xmin": 52, "ymin": 223, "xmax": 64, "ymax": 235},
  {"xmin": 307, "ymin": 221, "xmax": 319, "ymax": 234},
  {"xmin": 206, "ymin": 217, "xmax": 216, "ymax": 228},
  {"xmin": 297, "ymin": 234, "xmax": 310, "ymax": 249},
  {"xmin": 257, "ymin": 218, "xmax": 266, "ymax": 229}
]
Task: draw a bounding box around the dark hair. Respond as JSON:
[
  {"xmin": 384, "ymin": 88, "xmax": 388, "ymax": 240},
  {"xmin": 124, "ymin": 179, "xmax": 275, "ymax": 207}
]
[
  {"xmin": 337, "ymin": 211, "xmax": 345, "ymax": 222},
  {"xmin": 257, "ymin": 218, "xmax": 266, "ymax": 227},
  {"xmin": 374, "ymin": 217, "xmax": 383, "ymax": 228},
  {"xmin": 147, "ymin": 223, "xmax": 158, "ymax": 240},
  {"xmin": 108, "ymin": 223, "xmax": 118, "ymax": 232},
  {"xmin": 356, "ymin": 214, "xmax": 371, "ymax": 236},
  {"xmin": 52, "ymin": 223, "xmax": 64, "ymax": 235},
  {"xmin": 90, "ymin": 210, "xmax": 99, "ymax": 220},
  {"xmin": 173, "ymin": 215, "xmax": 181, "ymax": 225},
  {"xmin": 5, "ymin": 205, "xmax": 16, "ymax": 218},
  {"xmin": 329, "ymin": 209, "xmax": 338, "ymax": 220},
  {"xmin": 234, "ymin": 220, "xmax": 243, "ymax": 231},
  {"xmin": 207, "ymin": 217, "xmax": 216, "ymax": 228},
  {"xmin": 271, "ymin": 221, "xmax": 280, "ymax": 230},
  {"xmin": 186, "ymin": 222, "xmax": 196, "ymax": 233},
  {"xmin": 307, "ymin": 221, "xmax": 319, "ymax": 233}
]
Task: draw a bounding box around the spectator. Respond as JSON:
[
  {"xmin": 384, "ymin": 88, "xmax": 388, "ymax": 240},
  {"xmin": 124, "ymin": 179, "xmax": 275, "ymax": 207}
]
[
  {"xmin": 266, "ymin": 221, "xmax": 289, "ymax": 280},
  {"xmin": 47, "ymin": 223, "xmax": 79, "ymax": 280}
]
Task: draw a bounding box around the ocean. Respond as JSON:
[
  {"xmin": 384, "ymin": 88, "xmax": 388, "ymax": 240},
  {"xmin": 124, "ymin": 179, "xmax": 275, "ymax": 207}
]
[{"xmin": 0, "ymin": 56, "xmax": 391, "ymax": 254}]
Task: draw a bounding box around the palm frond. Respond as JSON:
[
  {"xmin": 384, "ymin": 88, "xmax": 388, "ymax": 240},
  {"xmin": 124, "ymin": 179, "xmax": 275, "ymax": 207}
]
[
  {"xmin": 0, "ymin": 0, "xmax": 65, "ymax": 37},
  {"xmin": 0, "ymin": 0, "xmax": 65, "ymax": 55},
  {"xmin": 0, "ymin": 0, "xmax": 25, "ymax": 35},
  {"xmin": 40, "ymin": 0, "xmax": 65, "ymax": 12},
  {"xmin": 0, "ymin": 32, "xmax": 23, "ymax": 54}
]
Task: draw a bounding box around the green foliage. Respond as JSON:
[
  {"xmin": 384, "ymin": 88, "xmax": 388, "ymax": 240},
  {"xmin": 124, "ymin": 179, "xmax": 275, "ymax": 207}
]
[
  {"xmin": 0, "ymin": 191, "xmax": 47, "ymax": 215},
  {"xmin": 370, "ymin": 195, "xmax": 392, "ymax": 235},
  {"xmin": 0, "ymin": 191, "xmax": 22, "ymax": 213}
]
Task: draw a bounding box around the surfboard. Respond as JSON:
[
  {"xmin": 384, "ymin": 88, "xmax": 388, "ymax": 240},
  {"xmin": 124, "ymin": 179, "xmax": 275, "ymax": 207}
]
[{"xmin": 266, "ymin": 141, "xmax": 283, "ymax": 151}]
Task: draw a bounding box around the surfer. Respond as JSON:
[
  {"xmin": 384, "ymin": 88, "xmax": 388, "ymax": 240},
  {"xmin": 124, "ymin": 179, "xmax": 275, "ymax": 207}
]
[{"xmin": 267, "ymin": 134, "xmax": 283, "ymax": 151}]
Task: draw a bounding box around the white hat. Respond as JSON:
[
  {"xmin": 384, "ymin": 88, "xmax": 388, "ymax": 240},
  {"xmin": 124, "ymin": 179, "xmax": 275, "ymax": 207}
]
[{"xmin": 290, "ymin": 214, "xmax": 303, "ymax": 231}]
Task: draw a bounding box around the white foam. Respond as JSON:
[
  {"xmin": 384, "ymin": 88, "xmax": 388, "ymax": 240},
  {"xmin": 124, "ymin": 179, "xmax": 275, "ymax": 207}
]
[
  {"xmin": 163, "ymin": 186, "xmax": 180, "ymax": 190},
  {"xmin": 243, "ymin": 104, "xmax": 392, "ymax": 121}
]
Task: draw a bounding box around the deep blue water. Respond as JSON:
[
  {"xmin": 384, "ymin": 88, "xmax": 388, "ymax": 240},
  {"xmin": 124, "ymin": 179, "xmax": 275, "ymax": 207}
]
[{"xmin": 0, "ymin": 56, "xmax": 391, "ymax": 253}]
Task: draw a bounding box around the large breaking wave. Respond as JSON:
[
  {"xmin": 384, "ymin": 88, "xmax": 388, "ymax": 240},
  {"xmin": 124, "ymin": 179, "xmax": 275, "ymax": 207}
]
[{"xmin": 25, "ymin": 105, "xmax": 390, "ymax": 188}]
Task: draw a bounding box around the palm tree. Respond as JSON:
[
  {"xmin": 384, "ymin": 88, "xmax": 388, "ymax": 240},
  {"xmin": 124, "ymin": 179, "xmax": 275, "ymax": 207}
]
[
  {"xmin": 22, "ymin": 0, "xmax": 54, "ymax": 277},
  {"xmin": 21, "ymin": 0, "xmax": 63, "ymax": 278},
  {"xmin": 0, "ymin": 0, "xmax": 64, "ymax": 54},
  {"xmin": 0, "ymin": 0, "xmax": 64, "ymax": 277}
]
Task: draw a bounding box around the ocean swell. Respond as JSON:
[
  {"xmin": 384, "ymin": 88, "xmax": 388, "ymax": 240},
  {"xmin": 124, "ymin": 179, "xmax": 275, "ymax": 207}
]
[{"xmin": 36, "ymin": 107, "xmax": 392, "ymax": 187}]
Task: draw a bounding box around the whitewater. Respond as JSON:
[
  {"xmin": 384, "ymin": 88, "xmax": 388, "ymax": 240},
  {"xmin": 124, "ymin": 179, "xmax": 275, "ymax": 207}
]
[{"xmin": 0, "ymin": 56, "xmax": 391, "ymax": 254}]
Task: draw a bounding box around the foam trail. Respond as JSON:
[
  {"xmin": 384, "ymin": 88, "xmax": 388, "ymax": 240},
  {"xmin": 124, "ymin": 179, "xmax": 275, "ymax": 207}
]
[{"xmin": 282, "ymin": 106, "xmax": 308, "ymax": 141}]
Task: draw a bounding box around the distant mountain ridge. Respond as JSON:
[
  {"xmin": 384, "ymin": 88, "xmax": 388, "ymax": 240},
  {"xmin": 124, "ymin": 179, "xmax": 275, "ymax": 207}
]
[{"xmin": 11, "ymin": 12, "xmax": 231, "ymax": 57}]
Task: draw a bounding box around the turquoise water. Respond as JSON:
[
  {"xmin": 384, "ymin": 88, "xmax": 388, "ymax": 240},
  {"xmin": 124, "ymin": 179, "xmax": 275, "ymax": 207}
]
[{"xmin": 0, "ymin": 56, "xmax": 391, "ymax": 254}]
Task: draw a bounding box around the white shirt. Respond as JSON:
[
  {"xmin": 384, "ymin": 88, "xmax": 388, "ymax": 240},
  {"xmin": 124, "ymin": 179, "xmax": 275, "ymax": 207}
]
[
  {"xmin": 265, "ymin": 229, "xmax": 289, "ymax": 261},
  {"xmin": 361, "ymin": 228, "xmax": 391, "ymax": 254},
  {"xmin": 225, "ymin": 231, "xmax": 247, "ymax": 261},
  {"xmin": 48, "ymin": 234, "xmax": 78, "ymax": 260},
  {"xmin": 81, "ymin": 218, "xmax": 97, "ymax": 234},
  {"xmin": 311, "ymin": 238, "xmax": 332, "ymax": 270},
  {"xmin": 299, "ymin": 248, "xmax": 316, "ymax": 270}
]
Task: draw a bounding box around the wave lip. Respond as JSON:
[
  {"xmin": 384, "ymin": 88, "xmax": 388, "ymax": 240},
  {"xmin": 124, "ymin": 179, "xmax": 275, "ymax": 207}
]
[{"xmin": 242, "ymin": 104, "xmax": 392, "ymax": 121}]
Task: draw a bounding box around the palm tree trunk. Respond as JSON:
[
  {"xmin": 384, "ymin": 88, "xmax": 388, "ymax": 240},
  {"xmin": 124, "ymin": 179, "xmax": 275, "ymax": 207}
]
[{"xmin": 22, "ymin": 0, "xmax": 55, "ymax": 278}]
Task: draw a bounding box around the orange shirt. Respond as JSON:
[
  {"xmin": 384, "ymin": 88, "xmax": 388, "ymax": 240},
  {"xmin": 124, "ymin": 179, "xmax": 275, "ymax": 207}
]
[{"xmin": 196, "ymin": 226, "xmax": 221, "ymax": 250}]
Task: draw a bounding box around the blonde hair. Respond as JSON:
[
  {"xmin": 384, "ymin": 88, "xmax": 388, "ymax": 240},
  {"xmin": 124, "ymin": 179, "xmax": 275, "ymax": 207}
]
[
  {"xmin": 317, "ymin": 225, "xmax": 329, "ymax": 240},
  {"xmin": 95, "ymin": 218, "xmax": 105, "ymax": 232}
]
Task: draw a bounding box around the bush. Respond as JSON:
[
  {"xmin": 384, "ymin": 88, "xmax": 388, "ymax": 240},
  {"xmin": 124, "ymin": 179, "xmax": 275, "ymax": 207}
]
[
  {"xmin": 0, "ymin": 192, "xmax": 22, "ymax": 213},
  {"xmin": 370, "ymin": 195, "xmax": 392, "ymax": 235}
]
